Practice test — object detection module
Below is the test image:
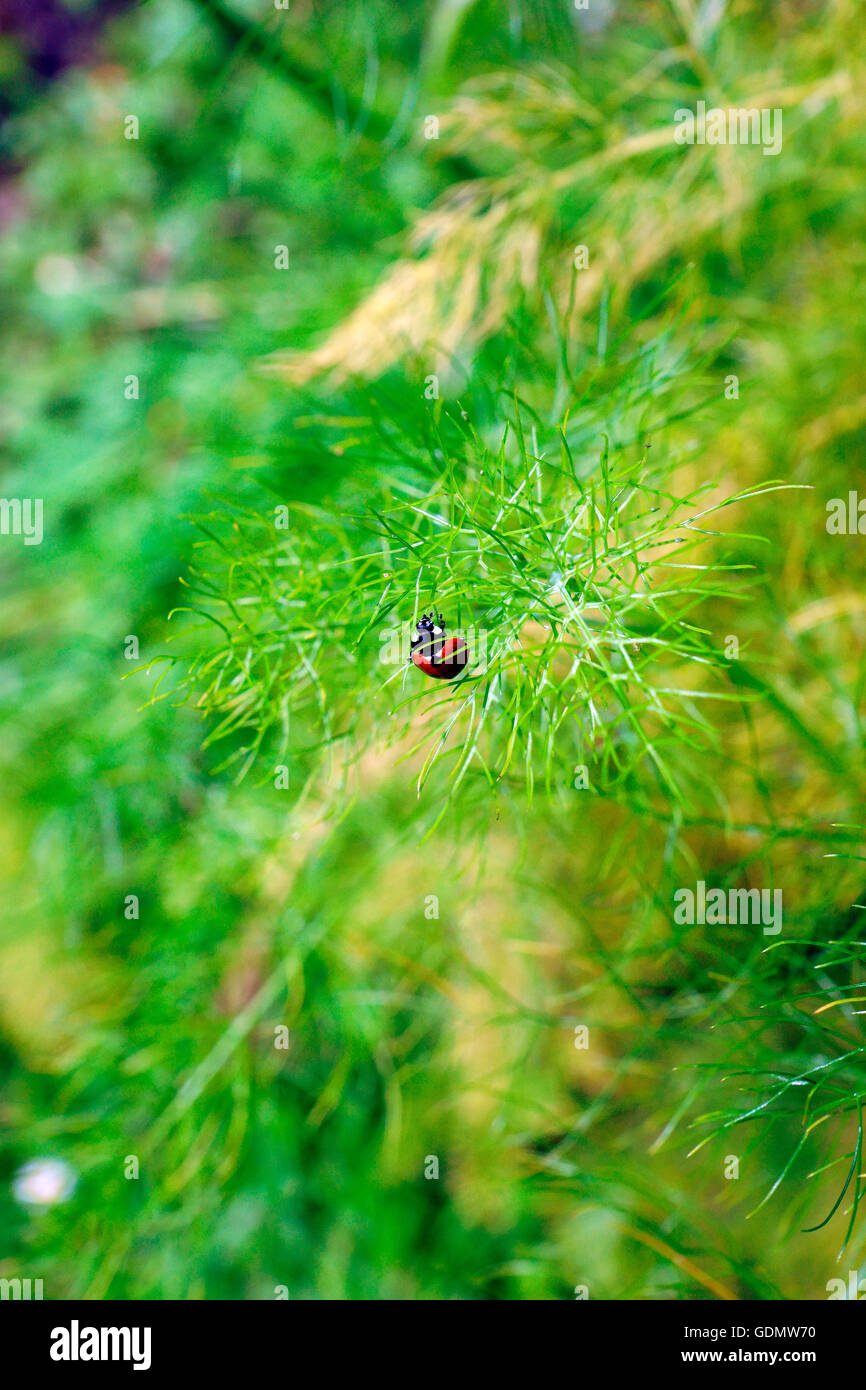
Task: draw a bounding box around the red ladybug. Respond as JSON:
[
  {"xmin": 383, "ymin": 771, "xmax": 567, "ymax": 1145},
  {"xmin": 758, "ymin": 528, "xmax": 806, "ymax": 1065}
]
[{"xmin": 410, "ymin": 613, "xmax": 469, "ymax": 680}]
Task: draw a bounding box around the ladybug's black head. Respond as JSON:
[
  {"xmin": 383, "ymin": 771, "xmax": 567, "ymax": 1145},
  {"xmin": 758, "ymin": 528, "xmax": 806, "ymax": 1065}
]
[
  {"xmin": 415, "ymin": 611, "xmax": 445, "ymax": 634},
  {"xmin": 411, "ymin": 612, "xmax": 446, "ymax": 650}
]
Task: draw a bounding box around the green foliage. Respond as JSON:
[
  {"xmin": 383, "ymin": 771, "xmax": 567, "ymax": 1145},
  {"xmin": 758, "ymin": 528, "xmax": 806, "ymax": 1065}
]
[
  {"xmin": 163, "ymin": 341, "xmax": 788, "ymax": 820},
  {"xmin": 687, "ymin": 912, "xmax": 866, "ymax": 1257},
  {"xmin": 2, "ymin": 0, "xmax": 866, "ymax": 1302}
]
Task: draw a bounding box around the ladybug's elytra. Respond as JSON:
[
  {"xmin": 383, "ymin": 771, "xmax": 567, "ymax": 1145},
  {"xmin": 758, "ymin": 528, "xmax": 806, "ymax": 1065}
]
[{"xmin": 410, "ymin": 612, "xmax": 469, "ymax": 681}]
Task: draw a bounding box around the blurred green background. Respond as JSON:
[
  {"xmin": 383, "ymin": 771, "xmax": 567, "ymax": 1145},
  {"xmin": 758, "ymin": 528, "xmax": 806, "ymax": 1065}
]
[{"xmin": 1, "ymin": 0, "xmax": 866, "ymax": 1300}]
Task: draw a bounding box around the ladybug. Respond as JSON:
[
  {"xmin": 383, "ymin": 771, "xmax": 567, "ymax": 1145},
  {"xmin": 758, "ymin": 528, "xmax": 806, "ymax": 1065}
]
[{"xmin": 410, "ymin": 612, "xmax": 469, "ymax": 681}]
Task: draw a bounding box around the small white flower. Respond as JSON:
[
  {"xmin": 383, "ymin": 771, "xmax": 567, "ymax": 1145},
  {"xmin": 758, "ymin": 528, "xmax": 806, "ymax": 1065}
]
[{"xmin": 13, "ymin": 1157, "xmax": 77, "ymax": 1208}]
